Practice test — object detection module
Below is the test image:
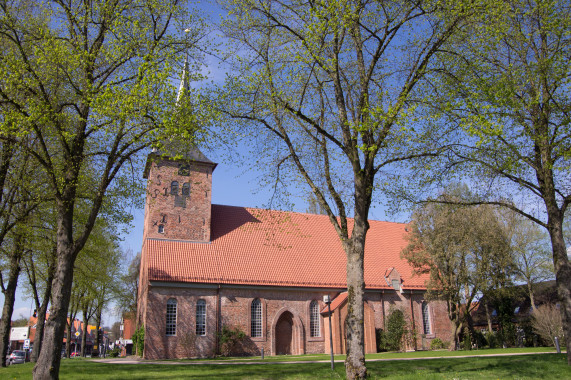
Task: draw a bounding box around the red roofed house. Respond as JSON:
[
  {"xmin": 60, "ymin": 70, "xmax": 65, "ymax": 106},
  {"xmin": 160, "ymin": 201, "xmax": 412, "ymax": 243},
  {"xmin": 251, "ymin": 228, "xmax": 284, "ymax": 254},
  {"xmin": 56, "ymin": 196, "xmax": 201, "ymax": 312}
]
[{"xmin": 136, "ymin": 68, "xmax": 450, "ymax": 360}]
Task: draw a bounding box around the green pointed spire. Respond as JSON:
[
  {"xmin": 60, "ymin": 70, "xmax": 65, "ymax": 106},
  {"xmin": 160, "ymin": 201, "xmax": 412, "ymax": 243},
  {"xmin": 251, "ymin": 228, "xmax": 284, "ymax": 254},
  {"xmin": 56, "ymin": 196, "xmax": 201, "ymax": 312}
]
[{"xmin": 176, "ymin": 54, "xmax": 190, "ymax": 105}]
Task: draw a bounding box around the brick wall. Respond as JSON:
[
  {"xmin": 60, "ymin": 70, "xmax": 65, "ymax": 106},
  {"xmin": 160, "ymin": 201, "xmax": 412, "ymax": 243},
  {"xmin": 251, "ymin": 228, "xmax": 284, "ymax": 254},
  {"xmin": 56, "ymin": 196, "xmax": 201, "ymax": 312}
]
[
  {"xmin": 144, "ymin": 159, "xmax": 213, "ymax": 242},
  {"xmin": 142, "ymin": 284, "xmax": 452, "ymax": 359},
  {"xmin": 143, "ymin": 286, "xmax": 217, "ymax": 359}
]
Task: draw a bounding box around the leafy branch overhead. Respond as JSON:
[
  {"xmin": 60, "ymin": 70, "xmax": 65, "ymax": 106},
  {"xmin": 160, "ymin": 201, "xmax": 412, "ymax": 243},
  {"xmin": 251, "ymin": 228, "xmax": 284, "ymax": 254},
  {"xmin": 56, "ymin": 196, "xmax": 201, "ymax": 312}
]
[
  {"xmin": 0, "ymin": 1, "xmax": 211, "ymax": 378},
  {"xmin": 217, "ymin": 0, "xmax": 475, "ymax": 377}
]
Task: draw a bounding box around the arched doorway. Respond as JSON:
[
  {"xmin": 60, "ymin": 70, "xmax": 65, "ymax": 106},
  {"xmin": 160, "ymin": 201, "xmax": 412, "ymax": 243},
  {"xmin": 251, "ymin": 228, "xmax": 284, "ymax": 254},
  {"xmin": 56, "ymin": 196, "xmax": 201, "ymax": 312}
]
[{"xmin": 275, "ymin": 311, "xmax": 293, "ymax": 355}]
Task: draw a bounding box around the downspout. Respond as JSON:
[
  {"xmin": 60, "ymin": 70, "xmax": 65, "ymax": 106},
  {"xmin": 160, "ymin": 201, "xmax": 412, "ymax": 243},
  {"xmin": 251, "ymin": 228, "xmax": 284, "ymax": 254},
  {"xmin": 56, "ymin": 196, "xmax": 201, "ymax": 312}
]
[
  {"xmin": 409, "ymin": 290, "xmax": 417, "ymax": 350},
  {"xmin": 381, "ymin": 290, "xmax": 386, "ymax": 330},
  {"xmin": 216, "ymin": 284, "xmax": 220, "ymax": 356}
]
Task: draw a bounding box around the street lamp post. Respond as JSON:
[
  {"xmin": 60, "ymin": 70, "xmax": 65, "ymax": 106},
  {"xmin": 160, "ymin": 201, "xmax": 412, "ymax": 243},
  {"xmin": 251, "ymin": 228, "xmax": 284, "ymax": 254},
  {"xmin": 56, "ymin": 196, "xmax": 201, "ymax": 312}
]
[{"xmin": 323, "ymin": 295, "xmax": 334, "ymax": 370}]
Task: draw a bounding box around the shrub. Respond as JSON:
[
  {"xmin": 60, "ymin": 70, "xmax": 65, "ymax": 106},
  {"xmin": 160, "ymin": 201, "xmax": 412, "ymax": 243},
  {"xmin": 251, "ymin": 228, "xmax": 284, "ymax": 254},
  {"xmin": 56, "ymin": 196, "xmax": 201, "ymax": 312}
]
[
  {"xmin": 217, "ymin": 325, "xmax": 246, "ymax": 357},
  {"xmin": 430, "ymin": 338, "xmax": 447, "ymax": 350},
  {"xmin": 381, "ymin": 308, "xmax": 407, "ymax": 351},
  {"xmin": 531, "ymin": 304, "xmax": 565, "ymax": 347},
  {"xmin": 498, "ymin": 320, "xmax": 517, "ymax": 347},
  {"xmin": 519, "ymin": 319, "xmax": 537, "ymax": 347},
  {"xmin": 376, "ymin": 329, "xmax": 386, "ymax": 352},
  {"xmin": 462, "ymin": 328, "xmax": 472, "ymax": 350},
  {"xmin": 108, "ymin": 347, "xmax": 120, "ymax": 358},
  {"xmin": 132, "ymin": 325, "xmax": 145, "ymax": 356},
  {"xmin": 472, "ymin": 330, "xmax": 486, "ymax": 349},
  {"xmin": 485, "ymin": 331, "xmax": 498, "ymax": 348}
]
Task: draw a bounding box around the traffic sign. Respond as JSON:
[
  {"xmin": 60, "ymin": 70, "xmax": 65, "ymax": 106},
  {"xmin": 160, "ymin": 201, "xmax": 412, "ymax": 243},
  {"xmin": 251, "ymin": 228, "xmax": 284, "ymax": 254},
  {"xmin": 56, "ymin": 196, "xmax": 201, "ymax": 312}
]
[
  {"xmin": 23, "ymin": 339, "xmax": 30, "ymax": 349},
  {"xmin": 74, "ymin": 331, "xmax": 80, "ymax": 337}
]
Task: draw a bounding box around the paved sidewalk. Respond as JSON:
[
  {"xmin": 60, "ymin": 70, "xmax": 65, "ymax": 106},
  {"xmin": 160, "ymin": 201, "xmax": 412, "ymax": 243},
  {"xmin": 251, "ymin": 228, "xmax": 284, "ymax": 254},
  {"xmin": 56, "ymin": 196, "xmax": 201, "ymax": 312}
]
[{"xmin": 93, "ymin": 351, "xmax": 562, "ymax": 366}]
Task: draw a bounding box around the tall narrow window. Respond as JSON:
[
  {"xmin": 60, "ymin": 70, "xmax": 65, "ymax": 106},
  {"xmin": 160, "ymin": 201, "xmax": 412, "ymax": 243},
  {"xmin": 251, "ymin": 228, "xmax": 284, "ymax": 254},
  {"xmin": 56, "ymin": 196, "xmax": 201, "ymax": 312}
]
[
  {"xmin": 182, "ymin": 183, "xmax": 190, "ymax": 196},
  {"xmin": 310, "ymin": 300, "xmax": 321, "ymax": 337},
  {"xmin": 251, "ymin": 298, "xmax": 262, "ymax": 337},
  {"xmin": 171, "ymin": 181, "xmax": 179, "ymax": 195},
  {"xmin": 166, "ymin": 298, "xmax": 177, "ymax": 336},
  {"xmin": 422, "ymin": 301, "xmax": 431, "ymax": 335},
  {"xmin": 196, "ymin": 299, "xmax": 206, "ymax": 336}
]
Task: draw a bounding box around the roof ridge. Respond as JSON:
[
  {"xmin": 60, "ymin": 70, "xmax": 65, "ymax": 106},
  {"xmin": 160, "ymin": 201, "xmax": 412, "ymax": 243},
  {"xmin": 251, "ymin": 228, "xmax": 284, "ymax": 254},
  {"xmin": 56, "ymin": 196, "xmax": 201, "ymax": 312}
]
[{"xmin": 211, "ymin": 204, "xmax": 408, "ymax": 225}]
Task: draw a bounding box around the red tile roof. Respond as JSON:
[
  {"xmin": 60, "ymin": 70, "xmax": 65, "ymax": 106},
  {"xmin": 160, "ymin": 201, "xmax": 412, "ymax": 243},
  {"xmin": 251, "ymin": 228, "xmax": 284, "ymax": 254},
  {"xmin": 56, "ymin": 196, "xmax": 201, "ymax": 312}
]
[{"xmin": 145, "ymin": 205, "xmax": 428, "ymax": 290}]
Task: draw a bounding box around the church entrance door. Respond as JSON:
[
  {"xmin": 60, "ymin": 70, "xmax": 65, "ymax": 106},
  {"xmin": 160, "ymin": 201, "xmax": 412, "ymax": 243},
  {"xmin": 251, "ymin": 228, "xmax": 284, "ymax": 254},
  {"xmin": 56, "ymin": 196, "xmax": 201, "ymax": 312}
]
[{"xmin": 275, "ymin": 311, "xmax": 293, "ymax": 355}]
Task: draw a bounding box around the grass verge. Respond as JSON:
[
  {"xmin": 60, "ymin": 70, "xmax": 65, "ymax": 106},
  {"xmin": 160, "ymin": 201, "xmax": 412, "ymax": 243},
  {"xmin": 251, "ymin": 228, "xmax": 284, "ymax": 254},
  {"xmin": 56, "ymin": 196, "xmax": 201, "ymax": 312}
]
[{"xmin": 0, "ymin": 351, "xmax": 569, "ymax": 379}]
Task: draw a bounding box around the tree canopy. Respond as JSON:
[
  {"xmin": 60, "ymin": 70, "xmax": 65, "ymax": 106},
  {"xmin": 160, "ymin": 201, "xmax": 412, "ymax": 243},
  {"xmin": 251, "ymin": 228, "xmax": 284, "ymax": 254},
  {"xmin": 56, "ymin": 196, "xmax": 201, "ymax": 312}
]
[
  {"xmin": 402, "ymin": 186, "xmax": 514, "ymax": 348},
  {"xmin": 398, "ymin": 0, "xmax": 571, "ymax": 363},
  {"xmin": 217, "ymin": 0, "xmax": 474, "ymax": 376},
  {"xmin": 0, "ymin": 1, "xmax": 209, "ymax": 377}
]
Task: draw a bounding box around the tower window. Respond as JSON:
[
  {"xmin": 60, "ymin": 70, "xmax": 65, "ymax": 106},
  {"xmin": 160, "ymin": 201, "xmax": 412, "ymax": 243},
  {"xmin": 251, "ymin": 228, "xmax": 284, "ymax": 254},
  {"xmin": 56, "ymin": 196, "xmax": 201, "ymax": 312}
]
[
  {"xmin": 182, "ymin": 183, "xmax": 190, "ymax": 196},
  {"xmin": 171, "ymin": 181, "xmax": 179, "ymax": 195},
  {"xmin": 158, "ymin": 224, "xmax": 164, "ymax": 233}
]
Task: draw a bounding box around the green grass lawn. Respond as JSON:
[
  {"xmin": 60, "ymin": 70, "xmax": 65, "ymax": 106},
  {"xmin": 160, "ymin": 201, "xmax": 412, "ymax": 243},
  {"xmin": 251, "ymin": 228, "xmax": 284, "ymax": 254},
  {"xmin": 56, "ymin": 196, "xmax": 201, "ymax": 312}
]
[
  {"xmin": 159, "ymin": 346, "xmax": 559, "ymax": 363},
  {"xmin": 1, "ymin": 350, "xmax": 569, "ymax": 379}
]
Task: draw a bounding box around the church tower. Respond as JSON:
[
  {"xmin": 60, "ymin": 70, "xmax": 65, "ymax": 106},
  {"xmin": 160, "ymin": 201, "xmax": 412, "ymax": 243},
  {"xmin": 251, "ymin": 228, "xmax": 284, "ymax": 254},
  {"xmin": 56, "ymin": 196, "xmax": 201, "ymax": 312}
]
[{"xmin": 142, "ymin": 59, "xmax": 216, "ymax": 243}]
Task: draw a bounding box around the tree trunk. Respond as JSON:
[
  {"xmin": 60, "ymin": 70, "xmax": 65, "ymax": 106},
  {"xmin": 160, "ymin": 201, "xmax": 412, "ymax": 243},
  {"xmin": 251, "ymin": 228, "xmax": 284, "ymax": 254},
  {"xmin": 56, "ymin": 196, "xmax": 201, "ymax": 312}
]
[
  {"xmin": 31, "ymin": 284, "xmax": 51, "ymax": 363},
  {"xmin": 527, "ymin": 282, "xmax": 537, "ymax": 313},
  {"xmin": 484, "ymin": 302, "xmax": 493, "ymax": 333},
  {"xmin": 33, "ymin": 244, "xmax": 76, "ymax": 379},
  {"xmin": 453, "ymin": 318, "xmax": 462, "ymax": 350},
  {"xmin": 30, "ymin": 258, "xmax": 54, "ymax": 363},
  {"xmin": 92, "ymin": 309, "xmax": 102, "ymax": 357},
  {"xmin": 0, "ymin": 235, "xmax": 23, "ymax": 367},
  {"xmin": 65, "ymin": 321, "xmax": 72, "ymax": 358},
  {"xmin": 81, "ymin": 309, "xmax": 88, "ymax": 357},
  {"xmin": 343, "ymin": 218, "xmax": 367, "ymax": 380},
  {"xmin": 546, "ymin": 214, "xmax": 571, "ymax": 365}
]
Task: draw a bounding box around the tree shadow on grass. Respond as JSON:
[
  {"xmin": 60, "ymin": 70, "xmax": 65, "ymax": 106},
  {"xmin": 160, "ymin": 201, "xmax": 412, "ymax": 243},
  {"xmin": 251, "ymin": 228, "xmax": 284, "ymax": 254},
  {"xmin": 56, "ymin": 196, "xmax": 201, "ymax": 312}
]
[
  {"xmin": 9, "ymin": 353, "xmax": 567, "ymax": 380},
  {"xmin": 366, "ymin": 354, "xmax": 569, "ymax": 379}
]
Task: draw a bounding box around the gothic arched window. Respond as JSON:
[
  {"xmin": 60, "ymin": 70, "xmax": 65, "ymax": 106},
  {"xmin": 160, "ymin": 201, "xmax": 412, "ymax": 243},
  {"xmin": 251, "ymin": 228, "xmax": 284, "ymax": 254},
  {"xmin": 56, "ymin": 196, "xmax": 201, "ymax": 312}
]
[
  {"xmin": 166, "ymin": 298, "xmax": 177, "ymax": 336},
  {"xmin": 310, "ymin": 300, "xmax": 321, "ymax": 337},
  {"xmin": 251, "ymin": 298, "xmax": 262, "ymax": 337},
  {"xmin": 196, "ymin": 299, "xmax": 206, "ymax": 336},
  {"xmin": 422, "ymin": 301, "xmax": 431, "ymax": 335}
]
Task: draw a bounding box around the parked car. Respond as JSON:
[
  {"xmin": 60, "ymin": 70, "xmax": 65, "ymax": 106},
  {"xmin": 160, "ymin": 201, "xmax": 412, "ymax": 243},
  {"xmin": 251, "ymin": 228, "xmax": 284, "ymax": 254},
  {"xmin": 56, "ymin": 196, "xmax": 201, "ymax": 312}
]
[{"xmin": 8, "ymin": 350, "xmax": 25, "ymax": 365}]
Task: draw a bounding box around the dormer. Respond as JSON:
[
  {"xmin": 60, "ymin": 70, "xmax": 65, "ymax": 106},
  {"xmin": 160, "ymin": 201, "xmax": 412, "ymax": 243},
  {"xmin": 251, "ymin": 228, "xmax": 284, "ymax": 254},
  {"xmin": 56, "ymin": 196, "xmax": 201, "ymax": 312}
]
[{"xmin": 384, "ymin": 267, "xmax": 403, "ymax": 293}]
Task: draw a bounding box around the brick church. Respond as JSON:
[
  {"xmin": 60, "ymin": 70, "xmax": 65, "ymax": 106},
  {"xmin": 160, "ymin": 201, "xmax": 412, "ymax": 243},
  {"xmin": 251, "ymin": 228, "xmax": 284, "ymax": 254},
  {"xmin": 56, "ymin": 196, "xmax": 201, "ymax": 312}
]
[{"xmin": 136, "ymin": 68, "xmax": 451, "ymax": 360}]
